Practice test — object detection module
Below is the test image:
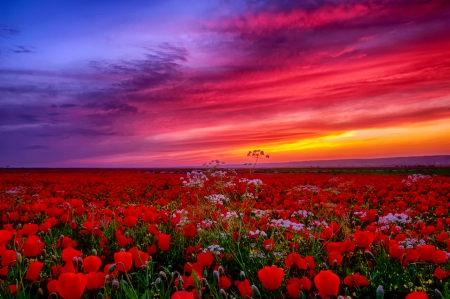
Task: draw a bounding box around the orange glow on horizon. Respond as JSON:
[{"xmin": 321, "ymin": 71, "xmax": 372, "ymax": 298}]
[{"xmin": 230, "ymin": 119, "xmax": 450, "ymax": 163}]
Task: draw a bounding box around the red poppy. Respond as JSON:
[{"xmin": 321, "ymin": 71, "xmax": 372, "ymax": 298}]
[
  {"xmin": 85, "ymin": 272, "xmax": 106, "ymax": 290},
  {"xmin": 134, "ymin": 250, "xmax": 150, "ymax": 268},
  {"xmin": 342, "ymin": 240, "xmax": 356, "ymax": 253},
  {"xmin": 149, "ymin": 224, "xmax": 159, "ymax": 235},
  {"xmin": 124, "ymin": 216, "xmax": 137, "ymax": 227},
  {"xmin": 328, "ymin": 251, "xmax": 343, "ymax": 266},
  {"xmin": 23, "ymin": 235, "xmax": 44, "ymax": 257},
  {"xmin": 114, "ymin": 251, "xmax": 133, "ymax": 272},
  {"xmin": 236, "ymin": 279, "xmax": 253, "ymax": 298},
  {"xmin": 436, "ymin": 232, "xmax": 449, "ymax": 243},
  {"xmin": 147, "ymin": 244, "xmax": 157, "ymax": 255},
  {"xmin": 433, "ymin": 267, "xmax": 448, "ymax": 280},
  {"xmin": 171, "ymin": 291, "xmax": 194, "ymax": 299},
  {"xmin": 197, "ymin": 251, "xmax": 214, "ymax": 267},
  {"xmin": 286, "ymin": 277, "xmax": 312, "ymax": 298},
  {"xmin": 62, "ymin": 247, "xmax": 82, "ymax": 263},
  {"xmin": 433, "ymin": 250, "xmax": 447, "ymax": 264},
  {"xmin": 0, "ymin": 230, "xmax": 13, "ymax": 246},
  {"xmin": 117, "ymin": 234, "xmax": 134, "ymax": 247},
  {"xmin": 51, "ymin": 265, "xmax": 62, "ymax": 279},
  {"xmin": 156, "ymin": 234, "xmax": 171, "ymax": 251},
  {"xmin": 343, "ymin": 273, "xmax": 370, "ymax": 287},
  {"xmin": 354, "ymin": 231, "xmax": 374, "ymax": 249},
  {"xmin": 285, "ymin": 253, "xmax": 307, "ymax": 269},
  {"xmin": 389, "ymin": 243, "xmax": 405, "ymax": 259},
  {"xmin": 314, "ymin": 270, "xmax": 340, "ymax": 299},
  {"xmin": 83, "ymin": 255, "xmax": 102, "ymax": 273},
  {"xmin": 143, "ymin": 211, "xmax": 162, "ymax": 224},
  {"xmin": 57, "ymin": 236, "xmax": 77, "ymax": 249},
  {"xmin": 184, "ymin": 262, "xmax": 203, "ymax": 276},
  {"xmin": 258, "ymin": 265, "xmax": 284, "ymax": 290},
  {"xmin": 418, "ymin": 245, "xmax": 436, "ymax": 262},
  {"xmin": 218, "ymin": 276, "xmax": 232, "ymax": 290},
  {"xmin": 304, "ymin": 255, "xmax": 316, "ymax": 270},
  {"xmin": 1, "ymin": 250, "xmax": 16, "ymax": 267},
  {"xmin": 47, "ymin": 279, "xmax": 59, "ymax": 294},
  {"xmin": 25, "ymin": 261, "xmax": 43, "ymax": 281},
  {"xmin": 405, "ymin": 249, "xmax": 420, "ymax": 264},
  {"xmin": 8, "ymin": 284, "xmax": 18, "ymax": 295},
  {"xmin": 405, "ymin": 292, "xmax": 429, "ymax": 299},
  {"xmin": 22, "ymin": 224, "xmax": 39, "ymax": 236},
  {"xmin": 183, "ymin": 224, "xmax": 197, "ymax": 238},
  {"xmin": 8, "ymin": 211, "xmax": 19, "ymax": 221},
  {"xmin": 326, "ymin": 242, "xmax": 343, "ymax": 253},
  {"xmin": 57, "ymin": 273, "xmax": 87, "ymax": 299},
  {"xmin": 0, "ymin": 266, "xmax": 8, "ymax": 277}
]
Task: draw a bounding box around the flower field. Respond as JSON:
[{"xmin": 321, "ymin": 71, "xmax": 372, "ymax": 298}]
[{"xmin": 0, "ymin": 169, "xmax": 449, "ymax": 299}]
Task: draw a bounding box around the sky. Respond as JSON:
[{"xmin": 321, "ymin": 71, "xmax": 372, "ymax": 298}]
[{"xmin": 1, "ymin": 0, "xmax": 450, "ymax": 167}]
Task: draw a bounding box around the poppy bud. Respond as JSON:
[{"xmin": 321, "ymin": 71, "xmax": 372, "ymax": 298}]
[
  {"xmin": 213, "ymin": 270, "xmax": 220, "ymax": 281},
  {"xmin": 332, "ymin": 259, "xmax": 338, "ymax": 267},
  {"xmin": 251, "ymin": 285, "xmax": 260, "ymax": 297},
  {"xmin": 108, "ymin": 264, "xmax": 117, "ymax": 273},
  {"xmin": 376, "ymin": 285, "xmax": 384, "ymax": 299},
  {"xmin": 38, "ymin": 288, "xmax": 43, "ymax": 296},
  {"xmin": 16, "ymin": 252, "xmax": 22, "ymax": 264},
  {"xmin": 240, "ymin": 271, "xmax": 246, "ymax": 280},
  {"xmin": 72, "ymin": 256, "xmax": 78, "ymax": 269},
  {"xmin": 177, "ymin": 276, "xmax": 184, "ymax": 289},
  {"xmin": 170, "ymin": 271, "xmax": 179, "ymax": 281},
  {"xmin": 92, "ymin": 249, "xmax": 97, "ymax": 255},
  {"xmin": 201, "ymin": 278, "xmax": 209, "ymax": 286},
  {"xmin": 155, "ymin": 277, "xmax": 161, "ymax": 285},
  {"xmin": 219, "ymin": 289, "xmax": 227, "ymax": 297},
  {"xmin": 159, "ymin": 271, "xmax": 167, "ymax": 279},
  {"xmin": 203, "ymin": 268, "xmax": 208, "ymax": 278},
  {"xmin": 112, "ymin": 280, "xmax": 120, "ymax": 290},
  {"xmin": 401, "ymin": 252, "xmax": 407, "ymax": 265}
]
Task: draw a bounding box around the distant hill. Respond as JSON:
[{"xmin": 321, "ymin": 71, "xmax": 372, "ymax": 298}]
[{"xmin": 230, "ymin": 155, "xmax": 450, "ymax": 168}]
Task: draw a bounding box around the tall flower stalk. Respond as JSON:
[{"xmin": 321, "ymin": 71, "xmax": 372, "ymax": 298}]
[{"xmin": 246, "ymin": 150, "xmax": 269, "ymax": 175}]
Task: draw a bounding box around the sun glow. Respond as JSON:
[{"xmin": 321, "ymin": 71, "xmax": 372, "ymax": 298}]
[{"xmin": 231, "ymin": 119, "xmax": 450, "ymax": 162}]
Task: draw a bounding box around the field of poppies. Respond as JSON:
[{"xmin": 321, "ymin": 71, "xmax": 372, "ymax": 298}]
[{"xmin": 0, "ymin": 167, "xmax": 449, "ymax": 299}]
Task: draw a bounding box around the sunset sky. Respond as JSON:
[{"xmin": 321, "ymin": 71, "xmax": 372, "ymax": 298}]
[{"xmin": 1, "ymin": 0, "xmax": 450, "ymax": 167}]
